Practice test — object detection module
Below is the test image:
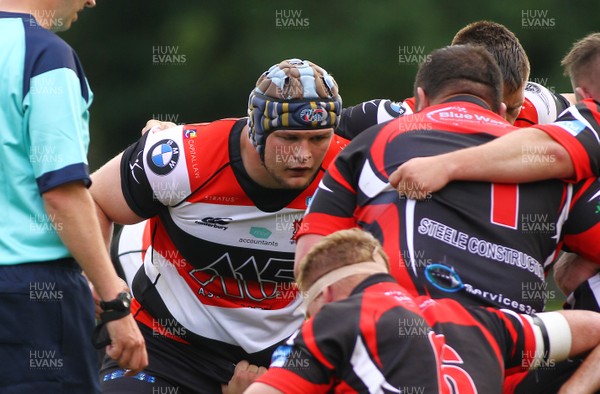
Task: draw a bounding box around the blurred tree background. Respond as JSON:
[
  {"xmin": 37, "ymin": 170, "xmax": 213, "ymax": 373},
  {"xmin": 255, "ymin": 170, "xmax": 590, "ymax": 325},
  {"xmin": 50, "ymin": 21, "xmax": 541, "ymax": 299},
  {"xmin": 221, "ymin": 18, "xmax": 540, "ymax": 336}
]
[
  {"xmin": 63, "ymin": 0, "xmax": 599, "ymax": 168},
  {"xmin": 62, "ymin": 0, "xmax": 598, "ymax": 310}
]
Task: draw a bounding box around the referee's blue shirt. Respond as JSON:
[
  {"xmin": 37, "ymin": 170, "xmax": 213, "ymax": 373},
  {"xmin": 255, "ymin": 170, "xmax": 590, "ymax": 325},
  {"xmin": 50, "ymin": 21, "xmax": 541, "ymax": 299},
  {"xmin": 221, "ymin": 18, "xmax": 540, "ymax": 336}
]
[{"xmin": 0, "ymin": 12, "xmax": 93, "ymax": 265}]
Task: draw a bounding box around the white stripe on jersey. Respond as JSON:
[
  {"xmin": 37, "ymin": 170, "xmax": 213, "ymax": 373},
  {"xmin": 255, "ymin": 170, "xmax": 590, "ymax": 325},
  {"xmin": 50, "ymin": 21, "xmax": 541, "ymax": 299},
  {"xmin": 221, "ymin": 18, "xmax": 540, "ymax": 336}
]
[
  {"xmin": 405, "ymin": 199, "xmax": 419, "ymax": 277},
  {"xmin": 524, "ymin": 82, "xmax": 558, "ymax": 124},
  {"xmin": 543, "ymin": 184, "xmax": 572, "ymax": 269},
  {"xmin": 169, "ymin": 201, "xmax": 301, "ymax": 253},
  {"xmin": 358, "ymin": 160, "xmax": 394, "ymax": 198},
  {"xmin": 116, "ymin": 221, "xmax": 147, "ymax": 290},
  {"xmin": 568, "ymin": 106, "xmax": 600, "ymax": 144},
  {"xmin": 584, "ymin": 273, "xmax": 600, "ymax": 307},
  {"xmin": 349, "ymin": 336, "xmax": 400, "ymax": 394},
  {"xmin": 144, "ymin": 247, "xmax": 305, "ymax": 353}
]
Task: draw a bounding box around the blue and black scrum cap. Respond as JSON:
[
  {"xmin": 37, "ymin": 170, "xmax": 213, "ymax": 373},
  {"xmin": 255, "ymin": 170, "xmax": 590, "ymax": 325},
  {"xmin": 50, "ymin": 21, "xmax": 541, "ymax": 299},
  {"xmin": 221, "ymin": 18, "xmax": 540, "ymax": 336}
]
[{"xmin": 247, "ymin": 58, "xmax": 342, "ymax": 160}]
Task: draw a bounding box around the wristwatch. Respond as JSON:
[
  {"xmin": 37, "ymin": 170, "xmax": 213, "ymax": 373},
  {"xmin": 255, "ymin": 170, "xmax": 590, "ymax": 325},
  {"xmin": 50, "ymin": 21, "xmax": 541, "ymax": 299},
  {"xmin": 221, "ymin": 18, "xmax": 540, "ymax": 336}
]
[{"xmin": 100, "ymin": 291, "xmax": 132, "ymax": 312}]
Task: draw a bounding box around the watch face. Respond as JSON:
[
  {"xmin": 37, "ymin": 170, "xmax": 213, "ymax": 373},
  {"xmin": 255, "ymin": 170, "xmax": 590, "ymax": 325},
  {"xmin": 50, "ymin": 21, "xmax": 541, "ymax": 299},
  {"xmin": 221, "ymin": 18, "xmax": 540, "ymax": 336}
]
[
  {"xmin": 102, "ymin": 292, "xmax": 132, "ymax": 311},
  {"xmin": 119, "ymin": 293, "xmax": 132, "ymax": 309}
]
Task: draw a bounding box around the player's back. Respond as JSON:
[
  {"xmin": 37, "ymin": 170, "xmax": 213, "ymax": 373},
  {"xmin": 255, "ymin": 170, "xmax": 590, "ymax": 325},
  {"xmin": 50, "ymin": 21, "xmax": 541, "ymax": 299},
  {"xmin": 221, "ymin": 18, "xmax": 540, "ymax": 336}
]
[{"xmin": 305, "ymin": 99, "xmax": 571, "ymax": 314}]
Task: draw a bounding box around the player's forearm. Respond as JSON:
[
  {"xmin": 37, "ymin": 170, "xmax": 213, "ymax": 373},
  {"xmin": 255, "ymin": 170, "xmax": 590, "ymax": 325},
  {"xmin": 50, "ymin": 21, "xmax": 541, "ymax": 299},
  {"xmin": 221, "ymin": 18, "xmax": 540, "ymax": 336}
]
[
  {"xmin": 43, "ymin": 182, "xmax": 126, "ymax": 300},
  {"xmin": 446, "ymin": 128, "xmax": 574, "ymax": 183},
  {"xmin": 244, "ymin": 382, "xmax": 284, "ymax": 394},
  {"xmin": 553, "ymin": 254, "xmax": 600, "ymax": 296},
  {"xmin": 559, "ymin": 344, "xmax": 600, "ymax": 394},
  {"xmin": 557, "ymin": 310, "xmax": 600, "ymax": 394},
  {"xmin": 95, "ymin": 200, "xmax": 114, "ymax": 250}
]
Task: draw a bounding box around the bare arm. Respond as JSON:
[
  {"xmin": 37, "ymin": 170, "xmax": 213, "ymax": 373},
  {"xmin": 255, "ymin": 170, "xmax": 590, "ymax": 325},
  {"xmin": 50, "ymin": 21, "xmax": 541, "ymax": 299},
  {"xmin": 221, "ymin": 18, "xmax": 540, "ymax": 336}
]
[
  {"xmin": 553, "ymin": 253, "xmax": 600, "ymax": 296},
  {"xmin": 390, "ymin": 128, "xmax": 574, "ymax": 196},
  {"xmin": 244, "ymin": 383, "xmax": 284, "ymax": 394},
  {"xmin": 557, "ymin": 310, "xmax": 600, "ymax": 394},
  {"xmin": 43, "ymin": 181, "xmax": 147, "ymax": 373}
]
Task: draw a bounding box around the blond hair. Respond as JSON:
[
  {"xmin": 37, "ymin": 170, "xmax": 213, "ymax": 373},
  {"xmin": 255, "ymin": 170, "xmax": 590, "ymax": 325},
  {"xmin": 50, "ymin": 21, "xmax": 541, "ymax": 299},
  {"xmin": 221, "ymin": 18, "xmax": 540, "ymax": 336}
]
[{"xmin": 296, "ymin": 228, "xmax": 389, "ymax": 291}]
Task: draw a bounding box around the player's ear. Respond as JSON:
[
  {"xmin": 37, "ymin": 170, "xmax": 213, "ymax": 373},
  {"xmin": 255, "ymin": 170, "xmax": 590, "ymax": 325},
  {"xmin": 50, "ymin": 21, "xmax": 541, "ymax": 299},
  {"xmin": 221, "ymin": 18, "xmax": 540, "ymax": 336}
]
[
  {"xmin": 416, "ymin": 87, "xmax": 430, "ymax": 112},
  {"xmin": 322, "ymin": 286, "xmax": 335, "ymax": 304},
  {"xmin": 498, "ymin": 102, "xmax": 507, "ymax": 119},
  {"xmin": 575, "ymin": 86, "xmax": 592, "ymax": 101}
]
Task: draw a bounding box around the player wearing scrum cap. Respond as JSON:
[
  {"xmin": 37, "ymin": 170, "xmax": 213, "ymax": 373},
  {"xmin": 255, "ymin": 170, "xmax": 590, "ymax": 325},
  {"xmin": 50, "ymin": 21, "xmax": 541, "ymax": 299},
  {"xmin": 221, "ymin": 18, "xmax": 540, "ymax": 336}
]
[{"xmin": 90, "ymin": 58, "xmax": 347, "ymax": 393}]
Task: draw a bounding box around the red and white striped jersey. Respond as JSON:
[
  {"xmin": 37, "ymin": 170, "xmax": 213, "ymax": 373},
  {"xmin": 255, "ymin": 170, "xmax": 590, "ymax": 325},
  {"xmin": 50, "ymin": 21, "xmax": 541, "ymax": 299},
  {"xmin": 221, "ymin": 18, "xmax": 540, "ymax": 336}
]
[{"xmin": 118, "ymin": 118, "xmax": 348, "ymax": 355}]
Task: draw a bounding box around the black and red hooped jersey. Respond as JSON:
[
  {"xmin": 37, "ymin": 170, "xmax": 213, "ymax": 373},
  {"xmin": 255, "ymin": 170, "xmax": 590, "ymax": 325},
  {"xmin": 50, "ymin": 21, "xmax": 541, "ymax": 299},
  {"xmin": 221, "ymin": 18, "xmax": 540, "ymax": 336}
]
[
  {"xmin": 299, "ymin": 97, "xmax": 600, "ymax": 314},
  {"xmin": 533, "ymin": 98, "xmax": 600, "ymax": 181},
  {"xmin": 335, "ymin": 82, "xmax": 569, "ymax": 139},
  {"xmin": 256, "ymin": 274, "xmax": 556, "ymax": 394},
  {"xmin": 119, "ymin": 118, "xmax": 349, "ymax": 355}
]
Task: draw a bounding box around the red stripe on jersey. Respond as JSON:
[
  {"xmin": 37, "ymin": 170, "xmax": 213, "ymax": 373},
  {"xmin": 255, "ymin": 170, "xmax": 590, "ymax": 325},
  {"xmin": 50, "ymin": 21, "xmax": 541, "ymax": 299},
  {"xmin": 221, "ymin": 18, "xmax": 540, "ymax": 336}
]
[
  {"xmin": 563, "ymin": 230, "xmax": 600, "ymax": 262},
  {"xmin": 418, "ymin": 298, "xmax": 504, "ymax": 368},
  {"xmin": 326, "ymin": 160, "xmax": 355, "ymax": 194},
  {"xmin": 182, "ymin": 124, "xmax": 204, "ymax": 184},
  {"xmin": 356, "ymin": 204, "xmax": 419, "ymax": 296},
  {"xmin": 255, "ymin": 368, "xmax": 332, "ymax": 394},
  {"xmin": 150, "ymin": 220, "xmax": 295, "ymax": 310},
  {"xmin": 533, "ymin": 124, "xmax": 595, "ymax": 181},
  {"xmin": 131, "ymin": 298, "xmax": 190, "ymax": 344},
  {"xmin": 360, "ymin": 283, "xmax": 423, "ymax": 368},
  {"xmin": 571, "ymin": 177, "xmax": 595, "ymax": 207},
  {"xmin": 333, "ymin": 380, "xmax": 360, "ymax": 393},
  {"xmin": 584, "ymin": 100, "xmax": 600, "ymax": 131},
  {"xmin": 490, "ymin": 184, "xmax": 519, "ymax": 229},
  {"xmin": 404, "ymin": 97, "xmax": 417, "ymax": 112},
  {"xmin": 505, "ymin": 313, "xmax": 537, "ymax": 376},
  {"xmin": 296, "ymin": 212, "xmax": 357, "ymax": 238},
  {"xmin": 302, "ymin": 319, "xmax": 335, "ymax": 370},
  {"xmin": 514, "ymin": 97, "xmax": 538, "ymax": 128},
  {"xmin": 503, "ymin": 372, "xmax": 528, "ymax": 393}
]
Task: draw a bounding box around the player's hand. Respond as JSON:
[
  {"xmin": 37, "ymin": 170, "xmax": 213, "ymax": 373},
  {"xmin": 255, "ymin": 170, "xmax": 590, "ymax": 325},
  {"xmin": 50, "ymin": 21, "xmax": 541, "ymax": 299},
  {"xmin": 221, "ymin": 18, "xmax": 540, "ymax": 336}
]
[
  {"xmin": 105, "ymin": 315, "xmax": 148, "ymax": 376},
  {"xmin": 389, "ymin": 156, "xmax": 450, "ymax": 200},
  {"xmin": 141, "ymin": 119, "xmax": 177, "ymax": 135},
  {"xmin": 221, "ymin": 360, "xmax": 268, "ymax": 394}
]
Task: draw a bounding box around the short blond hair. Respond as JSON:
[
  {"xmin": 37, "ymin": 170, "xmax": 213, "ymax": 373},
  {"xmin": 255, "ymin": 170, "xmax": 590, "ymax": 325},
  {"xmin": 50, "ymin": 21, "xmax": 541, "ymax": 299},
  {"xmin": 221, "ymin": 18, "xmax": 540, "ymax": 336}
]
[{"xmin": 296, "ymin": 228, "xmax": 389, "ymax": 291}]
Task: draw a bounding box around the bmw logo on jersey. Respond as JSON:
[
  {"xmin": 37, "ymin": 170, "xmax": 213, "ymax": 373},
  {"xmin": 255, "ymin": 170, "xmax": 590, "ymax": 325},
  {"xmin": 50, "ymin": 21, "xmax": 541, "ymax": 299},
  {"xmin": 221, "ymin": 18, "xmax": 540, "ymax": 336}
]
[{"xmin": 147, "ymin": 139, "xmax": 180, "ymax": 175}]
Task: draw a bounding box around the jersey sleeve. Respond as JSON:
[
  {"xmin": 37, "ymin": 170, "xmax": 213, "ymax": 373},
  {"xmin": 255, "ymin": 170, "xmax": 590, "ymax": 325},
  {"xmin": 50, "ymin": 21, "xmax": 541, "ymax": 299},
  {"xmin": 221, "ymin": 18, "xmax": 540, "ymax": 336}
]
[
  {"xmin": 561, "ymin": 178, "xmax": 600, "ymax": 262},
  {"xmin": 120, "ymin": 125, "xmax": 192, "ymax": 218},
  {"xmin": 335, "ymin": 99, "xmax": 409, "ymax": 140},
  {"xmin": 298, "ymin": 140, "xmax": 363, "ymax": 237},
  {"xmin": 564, "ymin": 274, "xmax": 600, "ymax": 312},
  {"xmin": 24, "ymin": 36, "xmax": 93, "ymax": 193},
  {"xmin": 532, "ymin": 99, "xmax": 600, "ymax": 180},
  {"xmin": 474, "ymin": 308, "xmax": 572, "ymax": 375}
]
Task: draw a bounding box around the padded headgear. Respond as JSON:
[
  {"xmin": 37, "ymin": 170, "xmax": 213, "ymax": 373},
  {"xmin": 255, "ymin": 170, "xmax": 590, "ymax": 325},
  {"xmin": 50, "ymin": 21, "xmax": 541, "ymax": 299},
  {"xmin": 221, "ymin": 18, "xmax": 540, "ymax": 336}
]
[{"xmin": 247, "ymin": 59, "xmax": 342, "ymax": 160}]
